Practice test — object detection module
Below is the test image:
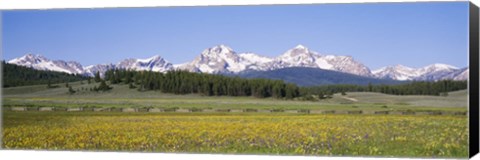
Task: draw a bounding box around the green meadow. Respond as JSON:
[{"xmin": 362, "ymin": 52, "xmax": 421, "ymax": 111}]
[{"xmin": 1, "ymin": 81, "xmax": 469, "ymax": 158}]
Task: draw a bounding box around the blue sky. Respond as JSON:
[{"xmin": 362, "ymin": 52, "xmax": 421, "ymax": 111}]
[{"xmin": 2, "ymin": 2, "xmax": 469, "ymax": 69}]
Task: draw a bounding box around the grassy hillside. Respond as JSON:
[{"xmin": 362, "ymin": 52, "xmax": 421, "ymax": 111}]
[
  {"xmin": 2, "ymin": 80, "xmax": 468, "ymax": 111},
  {"xmin": 334, "ymin": 90, "xmax": 467, "ymax": 108}
]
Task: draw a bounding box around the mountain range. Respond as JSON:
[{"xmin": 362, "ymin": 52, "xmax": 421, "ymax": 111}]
[
  {"xmin": 6, "ymin": 44, "xmax": 468, "ymax": 82},
  {"xmin": 372, "ymin": 64, "xmax": 468, "ymax": 81}
]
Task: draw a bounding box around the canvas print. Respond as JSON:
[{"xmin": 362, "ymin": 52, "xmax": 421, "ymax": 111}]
[{"xmin": 1, "ymin": 2, "xmax": 471, "ymax": 158}]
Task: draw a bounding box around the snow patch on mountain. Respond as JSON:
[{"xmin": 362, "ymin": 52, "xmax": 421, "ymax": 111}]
[
  {"xmin": 84, "ymin": 63, "xmax": 116, "ymax": 77},
  {"xmin": 372, "ymin": 65, "xmax": 420, "ymax": 81},
  {"xmin": 8, "ymin": 54, "xmax": 84, "ymax": 75},
  {"xmin": 373, "ymin": 63, "xmax": 465, "ymax": 81},
  {"xmin": 117, "ymin": 55, "xmax": 173, "ymax": 72},
  {"xmin": 265, "ymin": 45, "xmax": 372, "ymax": 77},
  {"xmin": 453, "ymin": 68, "xmax": 469, "ymax": 81},
  {"xmin": 182, "ymin": 45, "xmax": 266, "ymax": 73}
]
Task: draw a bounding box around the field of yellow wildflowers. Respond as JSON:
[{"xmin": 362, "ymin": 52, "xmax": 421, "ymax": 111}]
[{"xmin": 2, "ymin": 111, "xmax": 468, "ymax": 158}]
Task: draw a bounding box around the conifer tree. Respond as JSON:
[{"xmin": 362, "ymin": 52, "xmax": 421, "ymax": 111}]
[
  {"xmin": 94, "ymin": 71, "xmax": 101, "ymax": 82},
  {"xmin": 98, "ymin": 80, "xmax": 112, "ymax": 91}
]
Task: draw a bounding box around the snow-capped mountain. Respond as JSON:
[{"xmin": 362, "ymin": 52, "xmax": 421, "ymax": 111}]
[
  {"xmin": 7, "ymin": 45, "xmax": 468, "ymax": 81},
  {"xmin": 116, "ymin": 55, "xmax": 173, "ymax": 72},
  {"xmin": 373, "ymin": 64, "xmax": 466, "ymax": 81},
  {"xmin": 416, "ymin": 64, "xmax": 459, "ymax": 81},
  {"xmin": 453, "ymin": 68, "xmax": 469, "ymax": 81},
  {"xmin": 372, "ymin": 65, "xmax": 421, "ymax": 81},
  {"xmin": 440, "ymin": 67, "xmax": 469, "ymax": 81},
  {"xmin": 8, "ymin": 54, "xmax": 174, "ymax": 77},
  {"xmin": 84, "ymin": 55, "xmax": 173, "ymax": 77},
  {"xmin": 269, "ymin": 45, "xmax": 329, "ymax": 69},
  {"xmin": 176, "ymin": 44, "xmax": 372, "ymax": 76},
  {"xmin": 8, "ymin": 54, "xmax": 85, "ymax": 74},
  {"xmin": 179, "ymin": 45, "xmax": 273, "ymax": 73},
  {"xmin": 179, "ymin": 45, "xmax": 243, "ymax": 73},
  {"xmin": 84, "ymin": 63, "xmax": 116, "ymax": 77},
  {"xmin": 266, "ymin": 45, "xmax": 372, "ymax": 77}
]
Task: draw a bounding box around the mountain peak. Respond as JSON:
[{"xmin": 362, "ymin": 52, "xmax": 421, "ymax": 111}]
[
  {"xmin": 202, "ymin": 45, "xmax": 234, "ymax": 56},
  {"xmin": 23, "ymin": 53, "xmax": 35, "ymax": 58},
  {"xmin": 291, "ymin": 44, "xmax": 310, "ymax": 53},
  {"xmin": 9, "ymin": 53, "xmax": 48, "ymax": 64},
  {"xmin": 279, "ymin": 44, "xmax": 317, "ymax": 59},
  {"xmin": 8, "ymin": 53, "xmax": 84, "ymax": 74},
  {"xmin": 138, "ymin": 55, "xmax": 164, "ymax": 63},
  {"xmin": 116, "ymin": 55, "xmax": 172, "ymax": 72},
  {"xmin": 393, "ymin": 64, "xmax": 413, "ymax": 69},
  {"xmin": 425, "ymin": 63, "xmax": 458, "ymax": 70},
  {"xmin": 294, "ymin": 44, "xmax": 307, "ymax": 49},
  {"xmin": 150, "ymin": 55, "xmax": 162, "ymax": 59},
  {"xmin": 217, "ymin": 44, "xmax": 232, "ymax": 49},
  {"xmin": 22, "ymin": 53, "xmax": 44, "ymax": 59}
]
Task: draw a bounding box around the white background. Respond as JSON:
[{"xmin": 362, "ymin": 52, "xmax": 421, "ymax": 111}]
[{"xmin": 0, "ymin": 0, "xmax": 479, "ymax": 160}]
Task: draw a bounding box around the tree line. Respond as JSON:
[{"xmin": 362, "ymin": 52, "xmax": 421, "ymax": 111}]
[
  {"xmin": 95, "ymin": 69, "xmax": 467, "ymax": 98},
  {"xmin": 101, "ymin": 69, "xmax": 300, "ymax": 99},
  {"xmin": 2, "ymin": 61, "xmax": 88, "ymax": 88},
  {"xmin": 301, "ymin": 80, "xmax": 468, "ymax": 96},
  {"xmin": 4, "ymin": 60, "xmax": 467, "ymax": 98}
]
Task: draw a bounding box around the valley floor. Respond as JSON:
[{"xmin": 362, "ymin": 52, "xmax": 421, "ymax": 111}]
[
  {"xmin": 2, "ymin": 81, "xmax": 469, "ymax": 113},
  {"xmin": 0, "ymin": 82, "xmax": 470, "ymax": 157}
]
